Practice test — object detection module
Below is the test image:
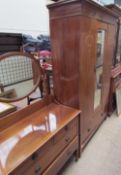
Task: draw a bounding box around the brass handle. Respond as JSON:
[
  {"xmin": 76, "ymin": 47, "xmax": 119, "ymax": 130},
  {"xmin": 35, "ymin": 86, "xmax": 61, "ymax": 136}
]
[
  {"xmin": 32, "ymin": 153, "xmax": 38, "ymax": 160},
  {"xmin": 65, "ymin": 125, "xmax": 69, "ymax": 131},
  {"xmin": 52, "ymin": 137, "xmax": 55, "ymax": 145},
  {"xmin": 65, "ymin": 138, "xmax": 70, "ymax": 143},
  {"xmin": 35, "ymin": 166, "xmax": 41, "ymax": 174}
]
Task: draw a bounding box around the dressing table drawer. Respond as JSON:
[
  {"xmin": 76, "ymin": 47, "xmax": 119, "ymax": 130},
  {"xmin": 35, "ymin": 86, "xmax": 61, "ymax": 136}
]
[
  {"xmin": 10, "ymin": 118, "xmax": 78, "ymax": 175},
  {"xmin": 54, "ymin": 117, "xmax": 78, "ymax": 143},
  {"xmin": 36, "ymin": 118, "xmax": 78, "ymax": 172},
  {"xmin": 11, "ymin": 162, "xmax": 41, "ymax": 175},
  {"xmin": 43, "ymin": 136, "xmax": 78, "ymax": 175}
]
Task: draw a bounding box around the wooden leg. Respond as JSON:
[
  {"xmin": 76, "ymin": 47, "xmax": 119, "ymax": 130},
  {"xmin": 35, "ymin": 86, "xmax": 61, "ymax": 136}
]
[{"xmin": 75, "ymin": 150, "xmax": 79, "ymax": 161}]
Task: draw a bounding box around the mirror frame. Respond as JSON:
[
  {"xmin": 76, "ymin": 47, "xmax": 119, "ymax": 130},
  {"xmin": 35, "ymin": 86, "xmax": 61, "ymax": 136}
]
[{"xmin": 0, "ymin": 51, "xmax": 43, "ymax": 102}]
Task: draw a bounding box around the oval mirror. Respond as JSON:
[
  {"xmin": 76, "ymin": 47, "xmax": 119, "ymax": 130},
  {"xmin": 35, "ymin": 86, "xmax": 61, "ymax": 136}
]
[{"xmin": 0, "ymin": 52, "xmax": 42, "ymax": 102}]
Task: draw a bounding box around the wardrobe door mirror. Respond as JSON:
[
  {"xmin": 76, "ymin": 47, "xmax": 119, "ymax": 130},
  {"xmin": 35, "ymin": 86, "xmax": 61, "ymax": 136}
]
[
  {"xmin": 0, "ymin": 52, "xmax": 42, "ymax": 102},
  {"xmin": 94, "ymin": 30, "xmax": 105, "ymax": 109}
]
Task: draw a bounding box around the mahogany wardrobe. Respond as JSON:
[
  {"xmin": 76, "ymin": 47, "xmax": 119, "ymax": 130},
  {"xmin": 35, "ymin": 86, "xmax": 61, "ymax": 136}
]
[{"xmin": 48, "ymin": 0, "xmax": 117, "ymax": 148}]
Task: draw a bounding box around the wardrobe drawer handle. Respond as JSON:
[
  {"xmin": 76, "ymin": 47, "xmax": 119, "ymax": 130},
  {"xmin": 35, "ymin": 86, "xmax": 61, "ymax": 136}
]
[
  {"xmin": 87, "ymin": 128, "xmax": 90, "ymax": 132},
  {"xmin": 101, "ymin": 113, "xmax": 104, "ymax": 116},
  {"xmin": 67, "ymin": 151, "xmax": 71, "ymax": 156}
]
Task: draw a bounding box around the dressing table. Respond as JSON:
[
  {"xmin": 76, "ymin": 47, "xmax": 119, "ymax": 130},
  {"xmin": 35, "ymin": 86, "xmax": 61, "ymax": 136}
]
[
  {"xmin": 0, "ymin": 97, "xmax": 80, "ymax": 175},
  {"xmin": 0, "ymin": 52, "xmax": 81, "ymax": 175}
]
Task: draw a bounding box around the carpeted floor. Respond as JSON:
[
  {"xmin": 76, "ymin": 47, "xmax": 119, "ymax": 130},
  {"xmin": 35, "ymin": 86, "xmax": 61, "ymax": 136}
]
[{"xmin": 59, "ymin": 113, "xmax": 121, "ymax": 175}]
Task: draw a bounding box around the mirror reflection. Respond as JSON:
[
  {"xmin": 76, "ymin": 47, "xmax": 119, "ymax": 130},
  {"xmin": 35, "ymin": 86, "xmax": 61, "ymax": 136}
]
[
  {"xmin": 94, "ymin": 30, "xmax": 105, "ymax": 109},
  {"xmin": 116, "ymin": 24, "xmax": 121, "ymax": 64},
  {"xmin": 0, "ymin": 53, "xmax": 41, "ymax": 102}
]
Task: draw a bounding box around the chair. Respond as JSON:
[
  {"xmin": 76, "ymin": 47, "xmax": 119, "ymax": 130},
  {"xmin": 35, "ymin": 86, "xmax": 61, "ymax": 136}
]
[{"xmin": 27, "ymin": 60, "xmax": 44, "ymax": 105}]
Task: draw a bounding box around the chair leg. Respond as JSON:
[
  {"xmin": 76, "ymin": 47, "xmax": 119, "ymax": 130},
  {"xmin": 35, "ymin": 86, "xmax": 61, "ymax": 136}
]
[
  {"xmin": 27, "ymin": 80, "xmax": 44, "ymax": 105},
  {"xmin": 39, "ymin": 81, "xmax": 43, "ymax": 98}
]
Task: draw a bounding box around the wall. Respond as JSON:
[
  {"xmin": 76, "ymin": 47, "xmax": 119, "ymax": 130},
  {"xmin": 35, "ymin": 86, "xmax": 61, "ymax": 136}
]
[
  {"xmin": 0, "ymin": 0, "xmax": 116, "ymax": 37},
  {"xmin": 0, "ymin": 0, "xmax": 49, "ymax": 37},
  {"xmin": 115, "ymin": 0, "xmax": 121, "ymax": 5},
  {"xmin": 102, "ymin": 0, "xmax": 114, "ymax": 4},
  {"xmin": 93, "ymin": 0, "xmax": 114, "ymax": 4}
]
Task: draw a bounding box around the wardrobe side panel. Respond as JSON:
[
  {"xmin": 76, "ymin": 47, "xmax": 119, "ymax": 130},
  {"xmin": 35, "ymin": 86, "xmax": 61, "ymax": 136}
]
[{"xmin": 50, "ymin": 16, "xmax": 80, "ymax": 108}]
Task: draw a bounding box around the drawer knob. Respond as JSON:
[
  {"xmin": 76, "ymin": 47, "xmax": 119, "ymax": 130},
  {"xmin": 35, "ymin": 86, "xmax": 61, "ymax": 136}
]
[
  {"xmin": 35, "ymin": 166, "xmax": 41, "ymax": 174},
  {"xmin": 32, "ymin": 153, "xmax": 38, "ymax": 160}
]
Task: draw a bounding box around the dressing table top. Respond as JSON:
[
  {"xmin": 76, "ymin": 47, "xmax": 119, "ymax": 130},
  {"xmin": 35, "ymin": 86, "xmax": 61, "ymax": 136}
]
[{"xmin": 0, "ymin": 103, "xmax": 80, "ymax": 175}]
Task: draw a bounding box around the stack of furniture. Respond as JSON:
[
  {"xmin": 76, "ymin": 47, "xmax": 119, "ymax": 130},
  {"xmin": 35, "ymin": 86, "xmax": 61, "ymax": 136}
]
[
  {"xmin": 106, "ymin": 4, "xmax": 121, "ymax": 66},
  {"xmin": 106, "ymin": 4, "xmax": 121, "ymax": 115},
  {"xmin": 22, "ymin": 34, "xmax": 51, "ymax": 53},
  {"xmin": 108, "ymin": 64, "xmax": 121, "ymax": 115},
  {"xmin": 0, "ymin": 33, "xmax": 22, "ymax": 55}
]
